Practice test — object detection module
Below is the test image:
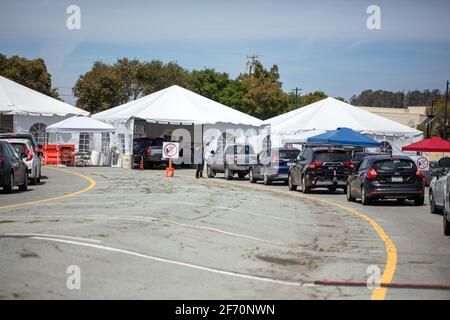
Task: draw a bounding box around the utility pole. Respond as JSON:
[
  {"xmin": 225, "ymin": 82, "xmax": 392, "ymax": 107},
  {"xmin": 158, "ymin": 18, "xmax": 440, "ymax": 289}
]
[
  {"xmin": 246, "ymin": 55, "xmax": 259, "ymax": 75},
  {"xmin": 444, "ymin": 80, "xmax": 449, "ymax": 139},
  {"xmin": 291, "ymin": 87, "xmax": 302, "ymax": 105}
]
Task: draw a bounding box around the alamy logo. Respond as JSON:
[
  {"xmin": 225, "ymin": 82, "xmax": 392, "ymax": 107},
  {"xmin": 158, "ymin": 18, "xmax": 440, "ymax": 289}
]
[
  {"xmin": 66, "ymin": 265, "xmax": 81, "ymax": 290},
  {"xmin": 367, "ymin": 265, "xmax": 381, "ymax": 289},
  {"xmin": 366, "ymin": 5, "xmax": 381, "ymax": 30},
  {"xmin": 66, "ymin": 5, "xmax": 81, "ymax": 30}
]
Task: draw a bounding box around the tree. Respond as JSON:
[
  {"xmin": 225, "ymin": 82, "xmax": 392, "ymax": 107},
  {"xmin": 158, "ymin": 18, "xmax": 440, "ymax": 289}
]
[
  {"xmin": 238, "ymin": 61, "xmax": 289, "ymax": 119},
  {"xmin": 112, "ymin": 58, "xmax": 143, "ymax": 103},
  {"xmin": 190, "ymin": 68, "xmax": 245, "ymax": 109},
  {"xmin": 73, "ymin": 61, "xmax": 122, "ymax": 113},
  {"xmin": 0, "ymin": 53, "xmax": 59, "ymax": 99},
  {"xmin": 136, "ymin": 60, "xmax": 191, "ymax": 95},
  {"xmin": 351, "ymin": 89, "xmax": 442, "ymax": 108}
]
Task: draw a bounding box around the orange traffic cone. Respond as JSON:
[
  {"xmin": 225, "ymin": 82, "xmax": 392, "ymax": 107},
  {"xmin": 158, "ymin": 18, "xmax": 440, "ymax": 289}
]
[{"xmin": 140, "ymin": 156, "xmax": 144, "ymax": 170}]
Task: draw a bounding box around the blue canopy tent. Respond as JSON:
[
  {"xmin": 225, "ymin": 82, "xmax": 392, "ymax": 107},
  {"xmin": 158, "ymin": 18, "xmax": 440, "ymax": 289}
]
[{"xmin": 307, "ymin": 127, "xmax": 380, "ymax": 147}]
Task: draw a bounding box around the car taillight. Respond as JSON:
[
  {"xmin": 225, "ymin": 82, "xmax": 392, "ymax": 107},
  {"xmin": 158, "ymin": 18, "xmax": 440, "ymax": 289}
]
[
  {"xmin": 344, "ymin": 162, "xmax": 354, "ymax": 169},
  {"xmin": 146, "ymin": 147, "xmax": 151, "ymax": 157},
  {"xmin": 25, "ymin": 147, "xmax": 33, "ymax": 161},
  {"xmin": 234, "ymin": 155, "xmax": 237, "ymax": 164},
  {"xmin": 416, "ymin": 169, "xmax": 425, "ymax": 181},
  {"xmin": 367, "ymin": 168, "xmax": 378, "ymax": 179},
  {"xmin": 309, "ymin": 161, "xmax": 323, "ymax": 169}
]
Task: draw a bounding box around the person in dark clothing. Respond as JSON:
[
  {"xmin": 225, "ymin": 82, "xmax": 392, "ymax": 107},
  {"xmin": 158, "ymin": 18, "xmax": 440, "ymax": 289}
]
[{"xmin": 195, "ymin": 144, "xmax": 204, "ymax": 178}]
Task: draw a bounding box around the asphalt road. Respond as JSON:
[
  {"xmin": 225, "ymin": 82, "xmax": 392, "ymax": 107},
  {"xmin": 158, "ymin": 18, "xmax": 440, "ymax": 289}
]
[{"xmin": 0, "ymin": 166, "xmax": 449, "ymax": 299}]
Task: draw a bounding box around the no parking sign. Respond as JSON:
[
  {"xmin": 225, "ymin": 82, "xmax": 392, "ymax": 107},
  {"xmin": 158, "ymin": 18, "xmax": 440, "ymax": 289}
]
[
  {"xmin": 415, "ymin": 156, "xmax": 429, "ymax": 171},
  {"xmin": 163, "ymin": 142, "xmax": 179, "ymax": 159}
]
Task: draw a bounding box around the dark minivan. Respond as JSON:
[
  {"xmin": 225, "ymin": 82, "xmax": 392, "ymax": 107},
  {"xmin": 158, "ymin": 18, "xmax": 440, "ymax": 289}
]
[
  {"xmin": 346, "ymin": 155, "xmax": 424, "ymax": 205},
  {"xmin": 0, "ymin": 140, "xmax": 28, "ymax": 193},
  {"xmin": 249, "ymin": 148, "xmax": 300, "ymax": 184}
]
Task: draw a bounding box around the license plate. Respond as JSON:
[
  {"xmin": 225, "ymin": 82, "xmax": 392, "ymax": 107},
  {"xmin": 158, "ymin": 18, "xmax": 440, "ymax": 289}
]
[{"xmin": 391, "ymin": 177, "xmax": 403, "ymax": 183}]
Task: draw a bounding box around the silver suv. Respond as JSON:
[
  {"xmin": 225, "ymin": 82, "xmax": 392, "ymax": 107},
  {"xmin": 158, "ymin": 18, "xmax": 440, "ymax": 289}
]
[{"xmin": 206, "ymin": 144, "xmax": 257, "ymax": 180}]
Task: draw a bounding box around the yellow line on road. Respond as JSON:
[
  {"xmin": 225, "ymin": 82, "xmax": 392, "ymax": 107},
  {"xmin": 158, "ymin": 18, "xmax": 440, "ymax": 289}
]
[
  {"xmin": 0, "ymin": 167, "xmax": 96, "ymax": 210},
  {"xmin": 176, "ymin": 173, "xmax": 397, "ymax": 300}
]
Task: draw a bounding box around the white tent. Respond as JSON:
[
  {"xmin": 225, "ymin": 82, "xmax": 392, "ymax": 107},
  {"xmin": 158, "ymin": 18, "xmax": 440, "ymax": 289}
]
[
  {"xmin": 93, "ymin": 85, "xmax": 267, "ymax": 165},
  {"xmin": 46, "ymin": 116, "xmax": 114, "ymax": 133},
  {"xmin": 0, "ymin": 75, "xmax": 88, "ymax": 117},
  {"xmin": 265, "ymin": 97, "xmax": 423, "ymax": 154}
]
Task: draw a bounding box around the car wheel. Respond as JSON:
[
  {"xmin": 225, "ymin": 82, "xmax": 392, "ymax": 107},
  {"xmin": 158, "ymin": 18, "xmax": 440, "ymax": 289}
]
[
  {"xmin": 444, "ymin": 210, "xmax": 450, "ymax": 236},
  {"xmin": 207, "ymin": 165, "xmax": 215, "ymax": 178},
  {"xmin": 4, "ymin": 172, "xmax": 14, "ymax": 193},
  {"xmin": 263, "ymin": 171, "xmax": 271, "ymax": 185},
  {"xmin": 288, "ymin": 174, "xmax": 297, "ymax": 191},
  {"xmin": 414, "ymin": 196, "xmax": 425, "ymax": 206},
  {"xmin": 361, "ymin": 185, "xmax": 370, "ymax": 205},
  {"xmin": 429, "ymin": 190, "xmax": 441, "ymax": 214},
  {"xmin": 346, "ymin": 184, "xmax": 355, "ymax": 202},
  {"xmin": 249, "ymin": 168, "xmax": 257, "ymax": 183},
  {"xmin": 302, "ymin": 175, "xmax": 310, "ymax": 194},
  {"xmin": 19, "ymin": 171, "xmax": 28, "ymax": 191},
  {"xmin": 224, "ymin": 166, "xmax": 233, "ymax": 180}
]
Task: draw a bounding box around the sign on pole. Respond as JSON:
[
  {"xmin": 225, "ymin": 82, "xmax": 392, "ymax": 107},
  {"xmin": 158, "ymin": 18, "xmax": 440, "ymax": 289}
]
[{"xmin": 162, "ymin": 142, "xmax": 179, "ymax": 159}]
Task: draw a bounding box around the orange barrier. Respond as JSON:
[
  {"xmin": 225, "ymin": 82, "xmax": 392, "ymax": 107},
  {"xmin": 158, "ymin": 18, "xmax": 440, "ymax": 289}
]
[{"xmin": 42, "ymin": 144, "xmax": 75, "ymax": 165}]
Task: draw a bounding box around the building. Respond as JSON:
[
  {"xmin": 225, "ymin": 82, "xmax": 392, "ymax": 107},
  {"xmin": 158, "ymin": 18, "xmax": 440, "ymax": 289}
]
[{"xmin": 357, "ymin": 106, "xmax": 428, "ymax": 129}]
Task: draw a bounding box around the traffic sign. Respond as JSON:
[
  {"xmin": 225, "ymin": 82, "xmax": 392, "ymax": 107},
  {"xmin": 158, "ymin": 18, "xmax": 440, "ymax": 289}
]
[
  {"xmin": 416, "ymin": 156, "xmax": 429, "ymax": 170},
  {"xmin": 163, "ymin": 142, "xmax": 179, "ymax": 159}
]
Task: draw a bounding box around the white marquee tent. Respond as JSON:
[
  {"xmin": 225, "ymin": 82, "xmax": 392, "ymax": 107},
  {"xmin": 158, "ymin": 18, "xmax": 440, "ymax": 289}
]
[
  {"xmin": 266, "ymin": 97, "xmax": 423, "ymax": 154},
  {"xmin": 0, "ymin": 75, "xmax": 89, "ymax": 144},
  {"xmin": 93, "ymin": 85, "xmax": 267, "ymax": 165},
  {"xmin": 46, "ymin": 116, "xmax": 114, "ymax": 133}
]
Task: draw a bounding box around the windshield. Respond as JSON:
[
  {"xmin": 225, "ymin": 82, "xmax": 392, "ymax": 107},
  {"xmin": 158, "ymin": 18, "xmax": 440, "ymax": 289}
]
[
  {"xmin": 374, "ymin": 159, "xmax": 416, "ymax": 171},
  {"xmin": 314, "ymin": 150, "xmax": 350, "ymax": 162},
  {"xmin": 279, "ymin": 149, "xmax": 300, "ymax": 160}
]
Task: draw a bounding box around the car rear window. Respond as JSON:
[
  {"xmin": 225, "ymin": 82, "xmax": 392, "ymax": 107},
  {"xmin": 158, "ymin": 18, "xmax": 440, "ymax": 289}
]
[
  {"xmin": 374, "ymin": 159, "xmax": 416, "ymax": 171},
  {"xmin": 279, "ymin": 149, "xmax": 300, "ymax": 160},
  {"xmin": 11, "ymin": 143, "xmax": 26, "ymax": 155},
  {"xmin": 314, "ymin": 150, "xmax": 350, "ymax": 162},
  {"xmin": 139, "ymin": 139, "xmax": 164, "ymax": 147}
]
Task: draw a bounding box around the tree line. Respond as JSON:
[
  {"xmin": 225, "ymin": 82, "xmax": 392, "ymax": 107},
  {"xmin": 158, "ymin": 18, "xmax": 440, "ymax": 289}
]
[{"xmin": 350, "ymin": 89, "xmax": 443, "ymax": 108}]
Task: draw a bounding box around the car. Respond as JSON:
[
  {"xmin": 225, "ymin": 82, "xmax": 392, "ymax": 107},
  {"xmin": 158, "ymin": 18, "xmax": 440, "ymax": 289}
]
[
  {"xmin": 423, "ymin": 161, "xmax": 441, "ymax": 187},
  {"xmin": 346, "ymin": 155, "xmax": 425, "ymax": 205},
  {"xmin": 428, "ymin": 157, "xmax": 450, "ymax": 236},
  {"xmin": 0, "ymin": 140, "xmax": 28, "ymax": 193},
  {"xmin": 4, "ymin": 138, "xmax": 42, "ymax": 184},
  {"xmin": 249, "ymin": 147, "xmax": 300, "ymax": 185},
  {"xmin": 133, "ymin": 137, "xmax": 168, "ymax": 169},
  {"xmin": 288, "ymin": 147, "xmax": 353, "ymax": 193},
  {"xmin": 207, "ymin": 144, "xmax": 257, "ymax": 180},
  {"xmin": 0, "ymin": 133, "xmax": 42, "ymax": 152}
]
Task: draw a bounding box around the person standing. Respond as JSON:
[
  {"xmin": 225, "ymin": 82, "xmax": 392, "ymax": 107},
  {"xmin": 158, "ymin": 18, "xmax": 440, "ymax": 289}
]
[{"xmin": 195, "ymin": 144, "xmax": 204, "ymax": 178}]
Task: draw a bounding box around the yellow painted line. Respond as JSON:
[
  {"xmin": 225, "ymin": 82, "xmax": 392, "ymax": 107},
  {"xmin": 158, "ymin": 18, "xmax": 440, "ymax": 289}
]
[
  {"xmin": 175, "ymin": 173, "xmax": 397, "ymax": 300},
  {"xmin": 0, "ymin": 167, "xmax": 96, "ymax": 210}
]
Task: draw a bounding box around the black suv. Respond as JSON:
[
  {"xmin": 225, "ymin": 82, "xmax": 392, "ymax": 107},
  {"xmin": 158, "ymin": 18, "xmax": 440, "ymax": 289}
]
[{"xmin": 288, "ymin": 148, "xmax": 353, "ymax": 193}]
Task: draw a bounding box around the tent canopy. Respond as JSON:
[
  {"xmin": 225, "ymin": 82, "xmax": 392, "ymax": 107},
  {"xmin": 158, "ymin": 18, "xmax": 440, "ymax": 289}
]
[
  {"xmin": 0, "ymin": 75, "xmax": 89, "ymax": 117},
  {"xmin": 402, "ymin": 136, "xmax": 450, "ymax": 152},
  {"xmin": 307, "ymin": 127, "xmax": 381, "ymax": 147},
  {"xmin": 93, "ymin": 85, "xmax": 263, "ymax": 126},
  {"xmin": 46, "ymin": 115, "xmax": 115, "ymax": 133},
  {"xmin": 265, "ymin": 97, "xmax": 421, "ymax": 136}
]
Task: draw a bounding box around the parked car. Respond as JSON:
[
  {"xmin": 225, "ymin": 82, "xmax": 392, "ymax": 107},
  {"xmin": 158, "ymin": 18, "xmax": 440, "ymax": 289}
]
[
  {"xmin": 133, "ymin": 137, "xmax": 167, "ymax": 169},
  {"xmin": 4, "ymin": 138, "xmax": 42, "ymax": 184},
  {"xmin": 0, "ymin": 140, "xmax": 28, "ymax": 193},
  {"xmin": 207, "ymin": 144, "xmax": 257, "ymax": 180},
  {"xmin": 288, "ymin": 147, "xmax": 353, "ymax": 193},
  {"xmin": 346, "ymin": 155, "xmax": 425, "ymax": 205},
  {"xmin": 423, "ymin": 161, "xmax": 441, "ymax": 187},
  {"xmin": 428, "ymin": 157, "xmax": 450, "ymax": 235},
  {"xmin": 0, "ymin": 133, "xmax": 41, "ymax": 152},
  {"xmin": 249, "ymin": 147, "xmax": 300, "ymax": 184}
]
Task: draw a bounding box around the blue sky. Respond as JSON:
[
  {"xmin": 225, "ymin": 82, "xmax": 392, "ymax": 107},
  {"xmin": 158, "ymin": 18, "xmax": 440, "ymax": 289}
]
[{"xmin": 1, "ymin": 0, "xmax": 450, "ymax": 104}]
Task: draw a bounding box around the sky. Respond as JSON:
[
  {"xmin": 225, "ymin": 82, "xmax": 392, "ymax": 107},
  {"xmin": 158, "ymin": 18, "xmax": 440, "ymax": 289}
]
[{"xmin": 1, "ymin": 0, "xmax": 450, "ymax": 104}]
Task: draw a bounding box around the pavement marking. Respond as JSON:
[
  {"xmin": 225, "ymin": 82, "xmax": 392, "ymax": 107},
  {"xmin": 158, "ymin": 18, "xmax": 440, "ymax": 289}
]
[
  {"xmin": 176, "ymin": 174, "xmax": 397, "ymax": 301},
  {"xmin": 24, "ymin": 235, "xmax": 311, "ymax": 287},
  {"xmin": 0, "ymin": 167, "xmax": 96, "ymax": 210},
  {"xmin": 4, "ymin": 233, "xmax": 101, "ymax": 243}
]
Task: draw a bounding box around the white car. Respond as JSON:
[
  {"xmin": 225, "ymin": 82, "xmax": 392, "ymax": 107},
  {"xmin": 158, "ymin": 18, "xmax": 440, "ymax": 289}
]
[
  {"xmin": 428, "ymin": 157, "xmax": 450, "ymax": 236},
  {"xmin": 6, "ymin": 138, "xmax": 42, "ymax": 185}
]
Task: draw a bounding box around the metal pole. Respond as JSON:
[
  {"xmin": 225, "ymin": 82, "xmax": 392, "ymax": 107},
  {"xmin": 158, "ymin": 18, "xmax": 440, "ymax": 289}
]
[{"xmin": 445, "ymin": 80, "xmax": 449, "ymax": 140}]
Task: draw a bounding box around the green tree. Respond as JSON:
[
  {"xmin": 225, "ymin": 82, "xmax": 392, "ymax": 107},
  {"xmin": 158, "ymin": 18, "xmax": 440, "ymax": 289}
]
[
  {"xmin": 190, "ymin": 68, "xmax": 245, "ymax": 109},
  {"xmin": 238, "ymin": 61, "xmax": 289, "ymax": 119},
  {"xmin": 112, "ymin": 58, "xmax": 143, "ymax": 103},
  {"xmin": 73, "ymin": 61, "xmax": 121, "ymax": 113},
  {"xmin": 0, "ymin": 53, "xmax": 59, "ymax": 99},
  {"xmin": 136, "ymin": 60, "xmax": 191, "ymax": 95}
]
